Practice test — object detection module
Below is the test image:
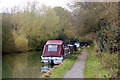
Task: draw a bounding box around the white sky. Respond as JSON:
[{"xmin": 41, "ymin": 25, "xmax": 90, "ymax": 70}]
[
  {"xmin": 0, "ymin": 0, "xmax": 73, "ymax": 13},
  {"xmin": 0, "ymin": 0, "xmax": 119, "ymax": 13}
]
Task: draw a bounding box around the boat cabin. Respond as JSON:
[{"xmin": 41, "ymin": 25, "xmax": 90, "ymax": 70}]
[{"xmin": 41, "ymin": 40, "xmax": 64, "ymax": 64}]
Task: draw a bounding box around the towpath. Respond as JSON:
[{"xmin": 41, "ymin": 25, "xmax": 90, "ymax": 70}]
[{"xmin": 63, "ymin": 48, "xmax": 88, "ymax": 78}]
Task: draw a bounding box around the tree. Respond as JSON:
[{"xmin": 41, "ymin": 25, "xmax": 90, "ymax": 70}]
[
  {"xmin": 11, "ymin": 5, "xmax": 60, "ymax": 50},
  {"xmin": 53, "ymin": 7, "xmax": 75, "ymax": 43},
  {"xmin": 2, "ymin": 14, "xmax": 16, "ymax": 53},
  {"xmin": 71, "ymin": 2, "xmax": 118, "ymax": 53}
]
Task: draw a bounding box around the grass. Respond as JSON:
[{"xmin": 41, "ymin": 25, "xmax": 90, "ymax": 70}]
[
  {"xmin": 42, "ymin": 50, "xmax": 81, "ymax": 78},
  {"xmin": 84, "ymin": 46, "xmax": 114, "ymax": 78}
]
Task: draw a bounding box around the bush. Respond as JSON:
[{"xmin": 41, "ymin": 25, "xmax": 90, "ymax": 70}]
[
  {"xmin": 14, "ymin": 34, "xmax": 28, "ymax": 52},
  {"xmin": 88, "ymin": 46, "xmax": 118, "ymax": 78},
  {"xmin": 85, "ymin": 47, "xmax": 111, "ymax": 78},
  {"xmin": 98, "ymin": 52, "xmax": 118, "ymax": 78}
]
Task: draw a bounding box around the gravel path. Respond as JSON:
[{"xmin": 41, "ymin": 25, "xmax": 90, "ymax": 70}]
[{"xmin": 63, "ymin": 48, "xmax": 88, "ymax": 78}]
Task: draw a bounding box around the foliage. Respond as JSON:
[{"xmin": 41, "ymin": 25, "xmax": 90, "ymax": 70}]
[
  {"xmin": 96, "ymin": 51, "xmax": 118, "ymax": 78},
  {"xmin": 2, "ymin": 4, "xmax": 74, "ymax": 53},
  {"xmin": 53, "ymin": 7, "xmax": 75, "ymax": 43},
  {"xmin": 71, "ymin": 2, "xmax": 118, "ymax": 53},
  {"xmin": 96, "ymin": 22, "xmax": 118, "ymax": 53},
  {"xmin": 2, "ymin": 14, "xmax": 16, "ymax": 53},
  {"xmin": 84, "ymin": 47, "xmax": 111, "ymax": 78},
  {"xmin": 13, "ymin": 33, "xmax": 28, "ymax": 52},
  {"xmin": 85, "ymin": 46, "xmax": 118, "ymax": 78},
  {"xmin": 2, "ymin": 2, "xmax": 118, "ymax": 55},
  {"xmin": 11, "ymin": 6, "xmax": 60, "ymax": 50}
]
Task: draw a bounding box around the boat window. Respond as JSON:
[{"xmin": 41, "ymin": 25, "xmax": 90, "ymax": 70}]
[{"xmin": 48, "ymin": 45, "xmax": 57, "ymax": 51}]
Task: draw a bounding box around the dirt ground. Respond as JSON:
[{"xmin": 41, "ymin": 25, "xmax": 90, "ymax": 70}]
[{"xmin": 63, "ymin": 48, "xmax": 88, "ymax": 78}]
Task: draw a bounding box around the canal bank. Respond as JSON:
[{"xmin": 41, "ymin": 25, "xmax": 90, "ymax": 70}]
[{"xmin": 42, "ymin": 49, "xmax": 82, "ymax": 78}]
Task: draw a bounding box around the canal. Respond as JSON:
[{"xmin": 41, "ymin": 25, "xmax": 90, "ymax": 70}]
[{"xmin": 2, "ymin": 51, "xmax": 55, "ymax": 78}]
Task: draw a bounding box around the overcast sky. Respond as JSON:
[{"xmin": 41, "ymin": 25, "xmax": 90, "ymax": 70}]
[
  {"xmin": 0, "ymin": 0, "xmax": 119, "ymax": 13},
  {"xmin": 0, "ymin": 0, "xmax": 73, "ymax": 13}
]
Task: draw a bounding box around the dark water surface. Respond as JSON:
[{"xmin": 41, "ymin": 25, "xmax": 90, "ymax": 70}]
[{"xmin": 2, "ymin": 51, "xmax": 54, "ymax": 78}]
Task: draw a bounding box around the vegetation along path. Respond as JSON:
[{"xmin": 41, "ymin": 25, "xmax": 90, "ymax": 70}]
[{"xmin": 63, "ymin": 48, "xmax": 88, "ymax": 78}]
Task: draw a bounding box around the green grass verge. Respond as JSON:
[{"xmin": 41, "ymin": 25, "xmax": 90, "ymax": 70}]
[
  {"xmin": 51, "ymin": 54, "xmax": 78, "ymax": 78},
  {"xmin": 84, "ymin": 47, "xmax": 111, "ymax": 78}
]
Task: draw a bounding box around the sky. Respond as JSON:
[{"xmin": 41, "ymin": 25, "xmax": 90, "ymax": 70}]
[
  {"xmin": 0, "ymin": 0, "xmax": 119, "ymax": 13},
  {"xmin": 0, "ymin": 0, "xmax": 73, "ymax": 13}
]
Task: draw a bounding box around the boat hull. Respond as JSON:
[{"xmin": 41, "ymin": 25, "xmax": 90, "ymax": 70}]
[{"xmin": 41, "ymin": 56, "xmax": 63, "ymax": 64}]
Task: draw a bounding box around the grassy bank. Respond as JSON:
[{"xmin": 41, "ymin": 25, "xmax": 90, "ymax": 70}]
[
  {"xmin": 42, "ymin": 50, "xmax": 81, "ymax": 78},
  {"xmin": 84, "ymin": 46, "xmax": 118, "ymax": 78}
]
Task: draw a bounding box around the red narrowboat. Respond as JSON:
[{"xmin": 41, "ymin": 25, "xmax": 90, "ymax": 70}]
[{"xmin": 41, "ymin": 40, "xmax": 64, "ymax": 64}]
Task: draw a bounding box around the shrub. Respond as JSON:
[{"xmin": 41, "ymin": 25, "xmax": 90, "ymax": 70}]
[
  {"xmin": 93, "ymin": 46, "xmax": 118, "ymax": 78},
  {"xmin": 14, "ymin": 34, "xmax": 28, "ymax": 52}
]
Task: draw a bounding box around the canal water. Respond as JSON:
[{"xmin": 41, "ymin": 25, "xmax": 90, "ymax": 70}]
[{"xmin": 2, "ymin": 51, "xmax": 55, "ymax": 78}]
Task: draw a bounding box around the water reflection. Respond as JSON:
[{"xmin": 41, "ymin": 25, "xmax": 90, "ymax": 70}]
[
  {"xmin": 2, "ymin": 51, "xmax": 43, "ymax": 78},
  {"xmin": 2, "ymin": 52, "xmax": 58, "ymax": 78},
  {"xmin": 41, "ymin": 64, "xmax": 56, "ymax": 73}
]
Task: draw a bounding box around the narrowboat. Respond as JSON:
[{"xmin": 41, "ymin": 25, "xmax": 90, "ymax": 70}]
[{"xmin": 41, "ymin": 40, "xmax": 64, "ymax": 64}]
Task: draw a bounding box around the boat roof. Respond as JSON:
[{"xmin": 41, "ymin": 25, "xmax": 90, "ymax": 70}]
[{"xmin": 46, "ymin": 40, "xmax": 63, "ymax": 45}]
